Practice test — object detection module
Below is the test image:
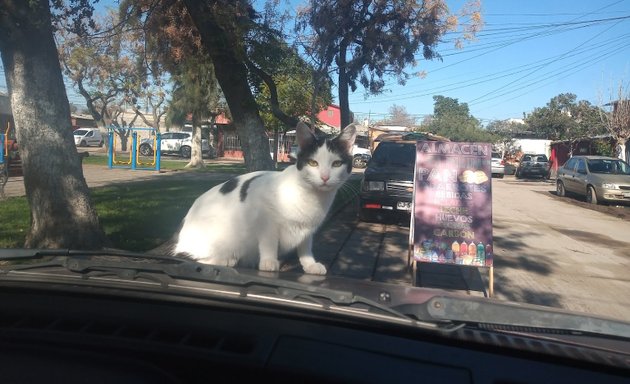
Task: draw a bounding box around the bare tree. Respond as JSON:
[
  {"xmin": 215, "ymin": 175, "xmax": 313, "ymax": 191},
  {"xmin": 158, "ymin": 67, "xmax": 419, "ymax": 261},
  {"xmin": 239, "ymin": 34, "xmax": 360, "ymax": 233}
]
[{"xmin": 600, "ymin": 82, "xmax": 630, "ymax": 161}]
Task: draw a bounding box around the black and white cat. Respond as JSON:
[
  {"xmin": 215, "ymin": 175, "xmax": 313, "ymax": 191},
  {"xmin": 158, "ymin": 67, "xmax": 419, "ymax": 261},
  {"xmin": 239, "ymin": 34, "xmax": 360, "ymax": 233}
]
[{"xmin": 173, "ymin": 121, "xmax": 357, "ymax": 275}]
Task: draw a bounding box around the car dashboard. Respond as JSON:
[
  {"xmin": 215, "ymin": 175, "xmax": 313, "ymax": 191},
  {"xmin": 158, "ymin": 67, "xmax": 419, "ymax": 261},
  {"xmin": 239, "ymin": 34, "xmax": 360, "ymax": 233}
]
[{"xmin": 0, "ymin": 281, "xmax": 627, "ymax": 384}]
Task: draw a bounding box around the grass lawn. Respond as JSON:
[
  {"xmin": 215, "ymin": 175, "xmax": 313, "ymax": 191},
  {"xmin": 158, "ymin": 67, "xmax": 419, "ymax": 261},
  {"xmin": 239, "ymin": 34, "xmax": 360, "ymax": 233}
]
[
  {"xmin": 0, "ymin": 168, "xmax": 360, "ymax": 251},
  {"xmin": 81, "ymin": 153, "xmax": 248, "ymax": 174}
]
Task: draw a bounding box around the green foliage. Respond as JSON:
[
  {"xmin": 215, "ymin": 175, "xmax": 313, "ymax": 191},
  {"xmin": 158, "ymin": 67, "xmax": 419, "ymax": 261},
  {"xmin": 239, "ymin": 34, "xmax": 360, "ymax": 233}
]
[
  {"xmin": 253, "ymin": 46, "xmax": 332, "ymax": 132},
  {"xmin": 167, "ymin": 54, "xmax": 221, "ymax": 124},
  {"xmin": 422, "ymin": 96, "xmax": 497, "ymax": 142},
  {"xmin": 296, "ymin": 0, "xmax": 482, "ymax": 126},
  {"xmin": 524, "ymin": 93, "xmax": 607, "ymax": 140},
  {"xmin": 592, "ymin": 138, "xmax": 616, "ymax": 157}
]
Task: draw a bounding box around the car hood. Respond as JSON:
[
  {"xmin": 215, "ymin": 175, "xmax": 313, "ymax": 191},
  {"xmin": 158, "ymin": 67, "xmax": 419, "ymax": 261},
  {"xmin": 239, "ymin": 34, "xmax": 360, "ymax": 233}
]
[{"xmin": 589, "ymin": 173, "xmax": 630, "ymax": 184}]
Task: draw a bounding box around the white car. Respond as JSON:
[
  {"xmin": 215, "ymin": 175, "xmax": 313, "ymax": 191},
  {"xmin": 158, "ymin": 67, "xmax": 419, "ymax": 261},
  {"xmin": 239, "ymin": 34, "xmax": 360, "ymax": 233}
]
[
  {"xmin": 73, "ymin": 128, "xmax": 104, "ymax": 147},
  {"xmin": 491, "ymin": 151, "xmax": 505, "ymax": 178},
  {"xmin": 139, "ymin": 131, "xmax": 212, "ymax": 158}
]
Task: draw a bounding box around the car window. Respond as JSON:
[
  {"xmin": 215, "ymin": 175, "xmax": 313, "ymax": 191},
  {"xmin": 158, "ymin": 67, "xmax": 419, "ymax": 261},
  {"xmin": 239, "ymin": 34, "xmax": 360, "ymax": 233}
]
[
  {"xmin": 74, "ymin": 129, "xmax": 88, "ymax": 135},
  {"xmin": 563, "ymin": 157, "xmax": 577, "ymax": 170},
  {"xmin": 576, "ymin": 158, "xmax": 587, "ymax": 174},
  {"xmin": 521, "ymin": 155, "xmax": 531, "ymax": 162},
  {"xmin": 535, "ymin": 155, "xmax": 547, "ymax": 162}
]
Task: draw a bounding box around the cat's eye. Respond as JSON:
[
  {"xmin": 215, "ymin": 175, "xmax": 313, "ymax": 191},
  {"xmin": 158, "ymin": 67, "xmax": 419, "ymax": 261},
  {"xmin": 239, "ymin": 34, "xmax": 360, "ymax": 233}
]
[
  {"xmin": 307, "ymin": 160, "xmax": 318, "ymax": 167},
  {"xmin": 332, "ymin": 160, "xmax": 343, "ymax": 167}
]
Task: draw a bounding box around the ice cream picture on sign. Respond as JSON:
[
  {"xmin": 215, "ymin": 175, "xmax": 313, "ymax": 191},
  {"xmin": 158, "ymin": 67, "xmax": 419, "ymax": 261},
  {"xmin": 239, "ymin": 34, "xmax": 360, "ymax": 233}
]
[{"xmin": 412, "ymin": 142, "xmax": 493, "ymax": 267}]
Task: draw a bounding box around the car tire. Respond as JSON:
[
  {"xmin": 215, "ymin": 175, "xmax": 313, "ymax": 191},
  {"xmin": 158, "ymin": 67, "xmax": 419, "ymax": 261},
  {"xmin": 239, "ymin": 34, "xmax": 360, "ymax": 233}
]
[
  {"xmin": 98, "ymin": 140, "xmax": 104, "ymax": 147},
  {"xmin": 180, "ymin": 146, "xmax": 192, "ymax": 158},
  {"xmin": 557, "ymin": 181, "xmax": 566, "ymax": 197},
  {"xmin": 80, "ymin": 140, "xmax": 87, "ymax": 147},
  {"xmin": 586, "ymin": 186, "xmax": 599, "ymax": 205},
  {"xmin": 139, "ymin": 144, "xmax": 153, "ymax": 156}
]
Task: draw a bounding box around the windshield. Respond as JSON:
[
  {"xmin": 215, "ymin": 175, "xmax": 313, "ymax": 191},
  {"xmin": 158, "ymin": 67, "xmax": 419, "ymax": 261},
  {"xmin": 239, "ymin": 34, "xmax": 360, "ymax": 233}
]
[
  {"xmin": 1, "ymin": 0, "xmax": 630, "ymax": 347},
  {"xmin": 371, "ymin": 143, "xmax": 416, "ymax": 167},
  {"xmin": 587, "ymin": 158, "xmax": 630, "ymax": 175}
]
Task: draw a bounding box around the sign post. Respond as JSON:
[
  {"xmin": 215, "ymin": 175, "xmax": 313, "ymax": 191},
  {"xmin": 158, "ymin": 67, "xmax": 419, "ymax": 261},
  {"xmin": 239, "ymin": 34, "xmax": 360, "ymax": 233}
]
[{"xmin": 411, "ymin": 141, "xmax": 494, "ymax": 296}]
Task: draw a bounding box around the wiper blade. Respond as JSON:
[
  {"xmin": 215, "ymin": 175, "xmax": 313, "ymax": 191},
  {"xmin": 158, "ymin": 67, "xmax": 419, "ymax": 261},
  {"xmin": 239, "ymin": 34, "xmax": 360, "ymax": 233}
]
[
  {"xmin": 0, "ymin": 248, "xmax": 176, "ymax": 262},
  {"xmin": 0, "ymin": 249, "xmax": 459, "ymax": 331},
  {"xmin": 395, "ymin": 296, "xmax": 630, "ymax": 339}
]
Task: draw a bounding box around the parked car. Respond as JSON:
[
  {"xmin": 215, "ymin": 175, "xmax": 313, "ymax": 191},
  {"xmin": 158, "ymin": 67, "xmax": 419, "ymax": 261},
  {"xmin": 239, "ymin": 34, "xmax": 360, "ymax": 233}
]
[
  {"xmin": 139, "ymin": 131, "xmax": 212, "ymax": 158},
  {"xmin": 515, "ymin": 153, "xmax": 549, "ymax": 179},
  {"xmin": 358, "ymin": 139, "xmax": 416, "ymax": 222},
  {"xmin": 352, "ymin": 144, "xmax": 371, "ymax": 168},
  {"xmin": 287, "ymin": 144, "xmax": 299, "ymax": 163},
  {"xmin": 556, "ymin": 155, "xmax": 630, "ymax": 205},
  {"xmin": 73, "ymin": 128, "xmax": 104, "ymax": 147},
  {"xmin": 491, "ymin": 151, "xmax": 505, "ymax": 178}
]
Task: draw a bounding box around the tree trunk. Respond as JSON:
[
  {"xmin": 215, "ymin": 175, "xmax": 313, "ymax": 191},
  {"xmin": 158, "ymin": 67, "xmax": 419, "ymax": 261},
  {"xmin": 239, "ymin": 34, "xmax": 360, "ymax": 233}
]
[
  {"xmin": 0, "ymin": 0, "xmax": 108, "ymax": 248},
  {"xmin": 182, "ymin": 0, "xmax": 274, "ymax": 172},
  {"xmin": 186, "ymin": 112, "xmax": 205, "ymax": 168},
  {"xmin": 337, "ymin": 41, "xmax": 352, "ymax": 128}
]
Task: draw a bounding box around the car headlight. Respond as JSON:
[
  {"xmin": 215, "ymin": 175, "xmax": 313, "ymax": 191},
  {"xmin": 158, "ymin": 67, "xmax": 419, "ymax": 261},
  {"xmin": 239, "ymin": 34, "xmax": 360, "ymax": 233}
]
[
  {"xmin": 363, "ymin": 181, "xmax": 385, "ymax": 191},
  {"xmin": 601, "ymin": 183, "xmax": 619, "ymax": 189}
]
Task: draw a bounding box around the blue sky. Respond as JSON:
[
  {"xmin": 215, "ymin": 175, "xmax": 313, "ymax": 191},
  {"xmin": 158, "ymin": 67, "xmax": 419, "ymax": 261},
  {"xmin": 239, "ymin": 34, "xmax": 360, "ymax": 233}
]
[
  {"xmin": 340, "ymin": 0, "xmax": 630, "ymax": 124},
  {"xmin": 2, "ymin": 0, "xmax": 628, "ymax": 126}
]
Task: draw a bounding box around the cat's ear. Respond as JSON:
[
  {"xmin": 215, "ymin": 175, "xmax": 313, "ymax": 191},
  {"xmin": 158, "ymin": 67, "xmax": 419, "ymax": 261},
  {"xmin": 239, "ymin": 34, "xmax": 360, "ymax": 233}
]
[
  {"xmin": 335, "ymin": 123, "xmax": 358, "ymax": 153},
  {"xmin": 296, "ymin": 121, "xmax": 316, "ymax": 149}
]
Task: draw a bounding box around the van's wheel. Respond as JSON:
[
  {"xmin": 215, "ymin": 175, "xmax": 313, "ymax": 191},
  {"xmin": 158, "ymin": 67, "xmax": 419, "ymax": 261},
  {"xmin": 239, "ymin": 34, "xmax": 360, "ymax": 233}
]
[
  {"xmin": 586, "ymin": 186, "xmax": 598, "ymax": 204},
  {"xmin": 180, "ymin": 146, "xmax": 192, "ymax": 158},
  {"xmin": 80, "ymin": 140, "xmax": 87, "ymax": 147},
  {"xmin": 98, "ymin": 140, "xmax": 104, "ymax": 147}
]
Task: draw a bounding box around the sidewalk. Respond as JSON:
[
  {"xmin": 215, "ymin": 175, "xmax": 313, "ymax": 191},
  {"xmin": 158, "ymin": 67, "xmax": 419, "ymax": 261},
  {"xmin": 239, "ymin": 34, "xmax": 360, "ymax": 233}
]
[{"xmin": 1, "ymin": 157, "xmax": 245, "ymax": 198}]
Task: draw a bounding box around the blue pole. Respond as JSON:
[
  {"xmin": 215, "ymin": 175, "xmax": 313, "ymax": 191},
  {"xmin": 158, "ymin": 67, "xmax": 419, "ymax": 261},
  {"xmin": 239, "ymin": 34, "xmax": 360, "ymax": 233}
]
[
  {"xmin": 0, "ymin": 134, "xmax": 4, "ymax": 164},
  {"xmin": 156, "ymin": 132, "xmax": 161, "ymax": 172},
  {"xmin": 131, "ymin": 131, "xmax": 137, "ymax": 170},
  {"xmin": 108, "ymin": 131, "xmax": 113, "ymax": 169}
]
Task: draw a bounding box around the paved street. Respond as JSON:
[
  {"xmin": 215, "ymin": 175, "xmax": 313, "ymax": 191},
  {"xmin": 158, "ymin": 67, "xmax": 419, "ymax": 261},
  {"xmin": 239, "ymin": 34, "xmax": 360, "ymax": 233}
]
[{"xmin": 3, "ymin": 159, "xmax": 630, "ymax": 321}]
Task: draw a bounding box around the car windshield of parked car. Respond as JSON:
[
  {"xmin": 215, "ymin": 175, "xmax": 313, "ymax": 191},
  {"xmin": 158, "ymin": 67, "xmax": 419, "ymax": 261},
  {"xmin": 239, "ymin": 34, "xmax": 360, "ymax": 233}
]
[
  {"xmin": 587, "ymin": 158, "xmax": 630, "ymax": 174},
  {"xmin": 371, "ymin": 143, "xmax": 416, "ymax": 167},
  {"xmin": 73, "ymin": 129, "xmax": 88, "ymax": 136}
]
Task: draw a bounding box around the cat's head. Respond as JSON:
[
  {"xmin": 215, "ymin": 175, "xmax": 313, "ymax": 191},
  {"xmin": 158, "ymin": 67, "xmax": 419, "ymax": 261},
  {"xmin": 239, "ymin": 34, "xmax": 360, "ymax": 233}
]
[{"xmin": 295, "ymin": 121, "xmax": 357, "ymax": 192}]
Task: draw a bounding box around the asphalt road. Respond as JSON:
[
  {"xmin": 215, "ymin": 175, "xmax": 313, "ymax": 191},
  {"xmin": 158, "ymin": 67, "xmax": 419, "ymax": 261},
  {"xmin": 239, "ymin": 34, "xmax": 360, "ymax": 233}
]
[{"xmin": 490, "ymin": 176, "xmax": 630, "ymax": 321}]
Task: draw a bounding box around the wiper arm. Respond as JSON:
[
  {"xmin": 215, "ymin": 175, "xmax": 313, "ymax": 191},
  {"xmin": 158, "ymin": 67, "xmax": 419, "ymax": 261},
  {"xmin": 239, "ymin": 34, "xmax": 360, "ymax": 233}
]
[
  {"xmin": 395, "ymin": 296, "xmax": 630, "ymax": 339},
  {"xmin": 0, "ymin": 249, "xmax": 460, "ymax": 332}
]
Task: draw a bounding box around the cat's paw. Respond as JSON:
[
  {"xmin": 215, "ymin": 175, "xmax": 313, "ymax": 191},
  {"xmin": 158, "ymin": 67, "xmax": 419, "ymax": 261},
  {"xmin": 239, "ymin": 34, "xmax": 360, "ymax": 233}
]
[
  {"xmin": 303, "ymin": 262, "xmax": 327, "ymax": 275},
  {"xmin": 259, "ymin": 258, "xmax": 280, "ymax": 272}
]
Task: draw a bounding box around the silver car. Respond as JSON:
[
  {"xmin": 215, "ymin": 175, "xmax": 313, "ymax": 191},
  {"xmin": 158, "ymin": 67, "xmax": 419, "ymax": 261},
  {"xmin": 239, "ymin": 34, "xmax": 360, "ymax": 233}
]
[{"xmin": 556, "ymin": 155, "xmax": 630, "ymax": 205}]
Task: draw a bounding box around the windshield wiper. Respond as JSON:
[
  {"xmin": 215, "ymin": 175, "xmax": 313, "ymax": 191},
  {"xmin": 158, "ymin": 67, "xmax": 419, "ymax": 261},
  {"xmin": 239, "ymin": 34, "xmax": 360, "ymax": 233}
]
[
  {"xmin": 0, "ymin": 249, "xmax": 461, "ymax": 332},
  {"xmin": 394, "ymin": 296, "xmax": 630, "ymax": 340}
]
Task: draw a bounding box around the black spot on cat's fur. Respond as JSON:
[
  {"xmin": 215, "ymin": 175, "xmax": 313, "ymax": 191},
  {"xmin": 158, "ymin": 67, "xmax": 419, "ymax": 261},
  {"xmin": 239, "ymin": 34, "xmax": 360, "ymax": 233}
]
[
  {"xmin": 240, "ymin": 175, "xmax": 263, "ymax": 202},
  {"xmin": 296, "ymin": 135, "xmax": 327, "ymax": 170},
  {"xmin": 327, "ymin": 138, "xmax": 353, "ymax": 173},
  {"xmin": 219, "ymin": 177, "xmax": 239, "ymax": 195}
]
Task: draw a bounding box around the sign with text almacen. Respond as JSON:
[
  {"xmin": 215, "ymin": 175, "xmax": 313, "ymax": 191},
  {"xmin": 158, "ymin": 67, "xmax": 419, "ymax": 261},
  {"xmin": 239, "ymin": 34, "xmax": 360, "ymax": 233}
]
[{"xmin": 412, "ymin": 141, "xmax": 493, "ymax": 267}]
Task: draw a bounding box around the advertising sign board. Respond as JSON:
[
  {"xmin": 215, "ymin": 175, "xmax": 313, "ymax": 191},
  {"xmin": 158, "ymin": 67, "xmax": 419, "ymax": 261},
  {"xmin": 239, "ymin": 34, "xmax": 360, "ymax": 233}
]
[{"xmin": 412, "ymin": 141, "xmax": 493, "ymax": 269}]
